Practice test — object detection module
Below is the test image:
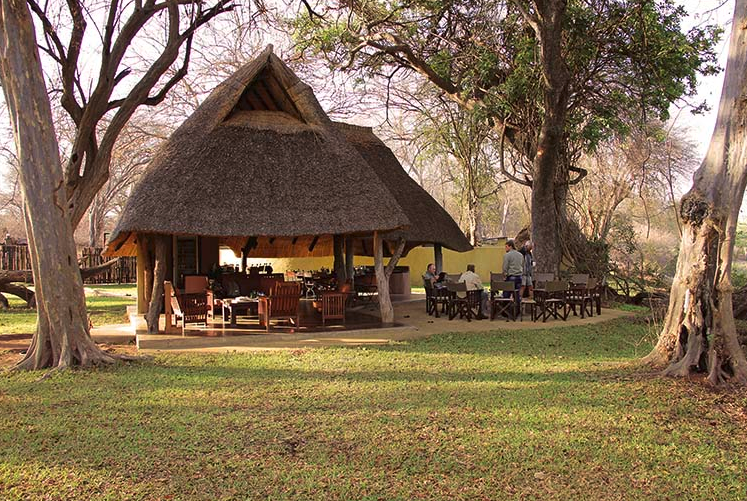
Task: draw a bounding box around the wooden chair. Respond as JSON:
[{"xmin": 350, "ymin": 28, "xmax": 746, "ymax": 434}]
[
  {"xmin": 534, "ymin": 273, "xmax": 555, "ymax": 288},
  {"xmin": 302, "ymin": 272, "xmax": 317, "ymax": 299},
  {"xmin": 171, "ymin": 289, "xmax": 209, "ymax": 335},
  {"xmin": 446, "ymin": 282, "xmax": 481, "ymax": 321},
  {"xmin": 183, "ymin": 274, "xmax": 213, "ymax": 319},
  {"xmin": 567, "ymin": 277, "xmax": 595, "ymax": 319},
  {"xmin": 320, "ymin": 291, "xmax": 346, "ymax": 326},
  {"xmin": 258, "ymin": 282, "xmax": 301, "ymax": 332},
  {"xmin": 424, "ymin": 278, "xmax": 438, "ymax": 316},
  {"xmin": 423, "ymin": 278, "xmax": 449, "ymax": 318},
  {"xmin": 570, "ymin": 273, "xmax": 589, "ymax": 286},
  {"xmin": 535, "ymin": 280, "xmax": 568, "ymax": 322},
  {"xmin": 490, "ymin": 280, "xmax": 518, "ymax": 321},
  {"xmin": 354, "ymin": 274, "xmax": 378, "ymax": 304},
  {"xmin": 589, "ymin": 277, "xmax": 602, "ymax": 315}
]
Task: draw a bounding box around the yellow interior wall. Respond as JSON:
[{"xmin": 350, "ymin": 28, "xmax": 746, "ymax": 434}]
[{"xmin": 220, "ymin": 238, "xmax": 507, "ymax": 288}]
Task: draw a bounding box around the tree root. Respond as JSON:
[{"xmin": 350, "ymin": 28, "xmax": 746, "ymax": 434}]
[{"xmin": 11, "ymin": 344, "xmax": 149, "ymax": 374}]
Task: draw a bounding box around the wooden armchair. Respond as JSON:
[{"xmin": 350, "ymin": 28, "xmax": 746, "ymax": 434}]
[
  {"xmin": 258, "ymin": 282, "xmax": 301, "ymax": 332},
  {"xmin": 354, "ymin": 274, "xmax": 378, "ymax": 304},
  {"xmin": 490, "ymin": 280, "xmax": 519, "ymax": 321},
  {"xmin": 446, "ymin": 282, "xmax": 481, "ymax": 321},
  {"xmin": 423, "ymin": 278, "xmax": 449, "ymax": 318},
  {"xmin": 183, "ymin": 275, "xmax": 214, "ymax": 319},
  {"xmin": 567, "ymin": 277, "xmax": 595, "ymax": 319},
  {"xmin": 320, "ymin": 291, "xmax": 347, "ymax": 326},
  {"xmin": 535, "ymin": 280, "xmax": 569, "ymax": 322},
  {"xmin": 167, "ymin": 281, "xmax": 209, "ymax": 335}
]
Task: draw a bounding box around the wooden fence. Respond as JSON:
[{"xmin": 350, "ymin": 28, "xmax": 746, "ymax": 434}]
[
  {"xmin": 79, "ymin": 247, "xmax": 137, "ymax": 284},
  {"xmin": 1, "ymin": 244, "xmax": 136, "ymax": 284},
  {"xmin": 1, "ymin": 244, "xmax": 31, "ymax": 271}
]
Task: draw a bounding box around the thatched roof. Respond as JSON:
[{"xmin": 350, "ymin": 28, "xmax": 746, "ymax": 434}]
[
  {"xmin": 334, "ymin": 123, "xmax": 472, "ymax": 254},
  {"xmin": 105, "ymin": 45, "xmax": 409, "ymax": 256}
]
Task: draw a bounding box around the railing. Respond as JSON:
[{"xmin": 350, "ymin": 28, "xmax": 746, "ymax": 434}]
[
  {"xmin": 79, "ymin": 247, "xmax": 136, "ymax": 284},
  {"xmin": 1, "ymin": 244, "xmax": 31, "ymax": 271},
  {"xmin": 0, "ymin": 244, "xmax": 136, "ymax": 284}
]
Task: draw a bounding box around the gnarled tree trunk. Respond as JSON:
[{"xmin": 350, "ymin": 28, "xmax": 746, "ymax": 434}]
[
  {"xmin": 528, "ymin": 0, "xmax": 570, "ymax": 276},
  {"xmin": 644, "ymin": 0, "xmax": 747, "ymax": 385},
  {"xmin": 145, "ymin": 235, "xmax": 169, "ymax": 334},
  {"xmin": 373, "ymin": 232, "xmax": 405, "ymax": 325},
  {"xmin": 0, "ymin": 0, "xmax": 119, "ymax": 369}
]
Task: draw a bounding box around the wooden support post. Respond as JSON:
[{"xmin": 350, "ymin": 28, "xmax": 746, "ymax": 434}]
[
  {"xmin": 136, "ymin": 234, "xmax": 153, "ymax": 315},
  {"xmin": 136, "ymin": 236, "xmax": 148, "ymax": 314},
  {"xmin": 434, "ymin": 243, "xmax": 443, "ymax": 274},
  {"xmin": 164, "ymin": 281, "xmax": 174, "ymax": 332},
  {"xmin": 333, "ymin": 234, "xmax": 346, "ymax": 283},
  {"xmin": 345, "ymin": 236, "xmax": 355, "ymax": 283}
]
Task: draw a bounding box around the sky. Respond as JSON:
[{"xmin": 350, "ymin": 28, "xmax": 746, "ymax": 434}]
[
  {"xmin": 676, "ymin": 0, "xmax": 733, "ymax": 158},
  {"xmin": 0, "ymin": 0, "xmax": 737, "ymax": 205}
]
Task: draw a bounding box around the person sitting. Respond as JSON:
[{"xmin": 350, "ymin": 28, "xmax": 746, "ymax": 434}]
[
  {"xmin": 423, "ymin": 263, "xmax": 438, "ymax": 286},
  {"xmin": 459, "ymin": 264, "xmax": 487, "ymax": 318}
]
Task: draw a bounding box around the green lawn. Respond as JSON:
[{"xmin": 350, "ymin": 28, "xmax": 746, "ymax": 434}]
[
  {"xmin": 1, "ymin": 319, "xmax": 746, "ymax": 500},
  {"xmin": 0, "ymin": 284, "xmax": 136, "ymax": 335}
]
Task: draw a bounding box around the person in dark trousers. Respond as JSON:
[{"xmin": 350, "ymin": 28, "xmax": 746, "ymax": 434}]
[
  {"xmin": 503, "ymin": 240, "xmax": 523, "ymax": 307},
  {"xmin": 520, "ymin": 241, "xmax": 534, "ymax": 298}
]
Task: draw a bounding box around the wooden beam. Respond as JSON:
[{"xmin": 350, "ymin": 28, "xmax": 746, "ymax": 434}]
[
  {"xmin": 245, "ymin": 90, "xmax": 265, "ymax": 110},
  {"xmin": 254, "ymin": 79, "xmax": 280, "ymax": 111},
  {"xmin": 434, "ymin": 243, "xmax": 443, "ymax": 273},
  {"xmin": 308, "ymin": 235, "xmax": 319, "ymax": 252},
  {"xmin": 263, "ymin": 73, "xmax": 302, "ymax": 120},
  {"xmin": 345, "ymin": 236, "xmax": 354, "ymax": 282}
]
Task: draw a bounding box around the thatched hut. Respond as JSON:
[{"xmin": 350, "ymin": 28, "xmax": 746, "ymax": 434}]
[
  {"xmin": 334, "ymin": 122, "xmax": 471, "ymax": 270},
  {"xmin": 104, "ymin": 45, "xmax": 469, "ymax": 329}
]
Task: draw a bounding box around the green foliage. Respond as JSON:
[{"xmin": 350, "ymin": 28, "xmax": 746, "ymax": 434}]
[
  {"xmin": 0, "ymin": 285, "xmax": 135, "ymax": 335},
  {"xmin": 606, "ymin": 219, "xmax": 673, "ymax": 296},
  {"xmin": 293, "ymin": 0, "xmax": 721, "ymax": 156},
  {"xmin": 732, "ymin": 262, "xmax": 747, "ymax": 289},
  {"xmin": 2, "ymin": 319, "xmax": 747, "ymax": 500}
]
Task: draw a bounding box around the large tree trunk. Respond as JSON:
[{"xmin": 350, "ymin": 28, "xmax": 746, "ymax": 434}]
[
  {"xmin": 466, "ymin": 191, "xmax": 481, "ymax": 246},
  {"xmin": 528, "ymin": 0, "xmax": 570, "ymax": 276},
  {"xmin": 0, "ymin": 0, "xmax": 121, "ymax": 369},
  {"xmin": 138, "ymin": 235, "xmax": 154, "ymax": 309},
  {"xmin": 500, "ymin": 197, "xmax": 510, "ymax": 237},
  {"xmin": 145, "ymin": 236, "xmax": 168, "ymax": 334},
  {"xmin": 87, "ymin": 194, "xmax": 105, "ymax": 248},
  {"xmin": 644, "ymin": 0, "xmax": 747, "ymax": 385},
  {"xmin": 373, "ymin": 232, "xmax": 405, "ymax": 324}
]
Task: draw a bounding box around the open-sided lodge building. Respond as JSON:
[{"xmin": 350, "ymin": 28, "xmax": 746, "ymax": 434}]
[{"xmin": 104, "ymin": 45, "xmax": 471, "ymax": 330}]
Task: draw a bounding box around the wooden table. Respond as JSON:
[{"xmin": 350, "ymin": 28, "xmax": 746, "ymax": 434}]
[{"xmin": 222, "ymin": 298, "xmax": 259, "ymax": 327}]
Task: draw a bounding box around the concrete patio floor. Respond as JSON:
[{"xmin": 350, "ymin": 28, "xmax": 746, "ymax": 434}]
[{"xmin": 96, "ymin": 295, "xmax": 634, "ymax": 353}]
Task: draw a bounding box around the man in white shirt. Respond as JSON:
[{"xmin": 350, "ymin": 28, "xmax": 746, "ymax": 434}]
[{"xmin": 459, "ymin": 264, "xmax": 487, "ymax": 318}]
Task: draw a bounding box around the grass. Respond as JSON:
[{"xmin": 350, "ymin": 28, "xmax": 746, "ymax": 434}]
[
  {"xmin": 0, "ymin": 284, "xmax": 136, "ymax": 335},
  {"xmin": 1, "ymin": 318, "xmax": 746, "ymax": 500}
]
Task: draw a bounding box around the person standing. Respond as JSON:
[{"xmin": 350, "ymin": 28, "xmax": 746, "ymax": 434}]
[
  {"xmin": 520, "ymin": 241, "xmax": 534, "ymax": 298},
  {"xmin": 503, "ymin": 240, "xmax": 524, "ymax": 304}
]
